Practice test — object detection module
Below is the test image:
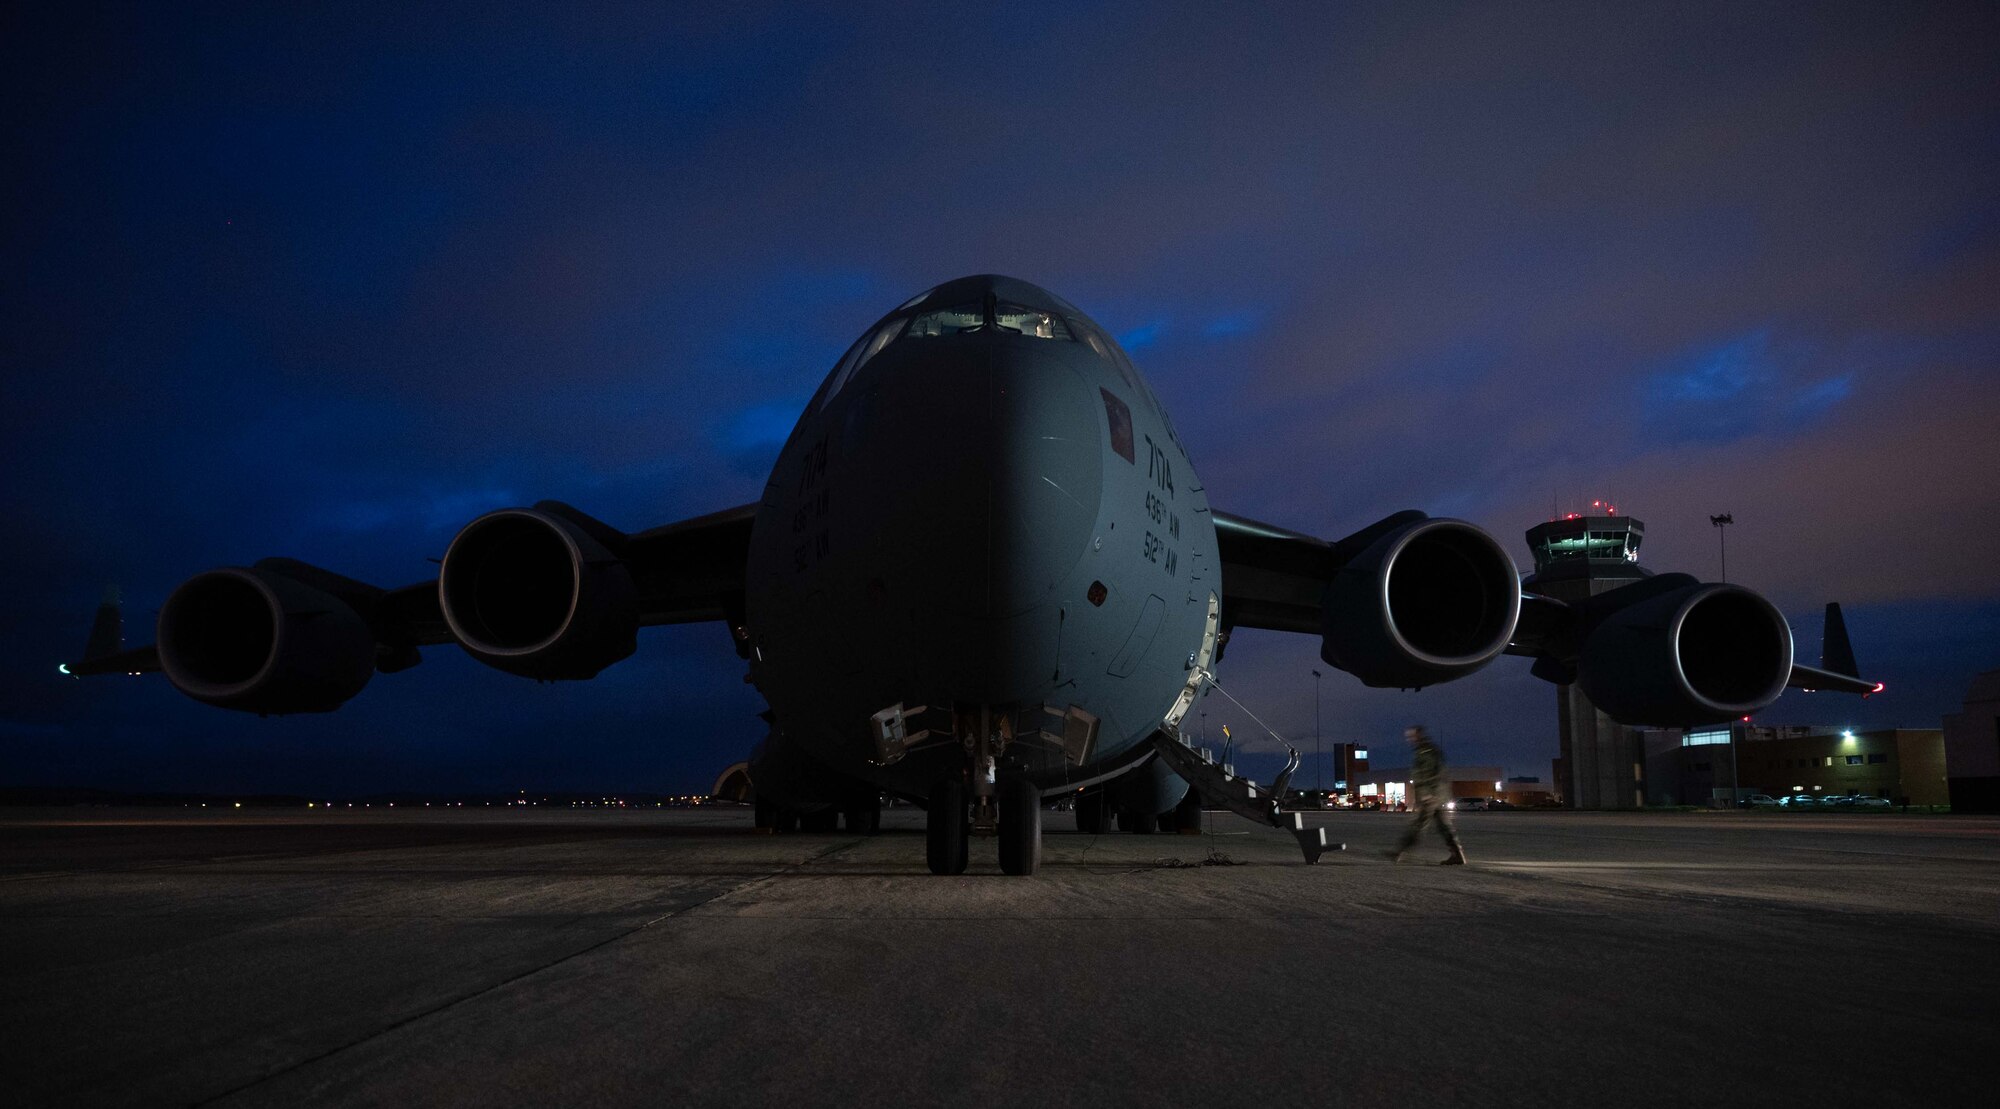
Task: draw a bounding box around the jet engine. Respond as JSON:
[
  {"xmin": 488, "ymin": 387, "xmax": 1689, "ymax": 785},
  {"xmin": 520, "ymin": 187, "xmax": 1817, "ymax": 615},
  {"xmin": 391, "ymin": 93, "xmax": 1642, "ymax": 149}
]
[
  {"xmin": 1320, "ymin": 518, "xmax": 1522, "ymax": 689},
  {"xmin": 1576, "ymin": 581, "xmax": 1793, "ymax": 725},
  {"xmin": 439, "ymin": 504, "xmax": 638, "ymax": 679},
  {"xmin": 156, "ymin": 566, "xmax": 375, "ymax": 714}
]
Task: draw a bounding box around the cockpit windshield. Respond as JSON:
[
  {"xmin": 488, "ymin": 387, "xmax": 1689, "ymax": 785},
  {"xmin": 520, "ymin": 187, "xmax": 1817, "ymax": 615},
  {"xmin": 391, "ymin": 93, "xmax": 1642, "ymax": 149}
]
[
  {"xmin": 994, "ymin": 303, "xmax": 1073, "ymax": 340},
  {"xmin": 804, "ymin": 289, "xmax": 1087, "ymax": 420},
  {"xmin": 903, "ymin": 299, "xmax": 1075, "ymax": 341},
  {"xmin": 904, "ymin": 302, "xmax": 985, "ymax": 337}
]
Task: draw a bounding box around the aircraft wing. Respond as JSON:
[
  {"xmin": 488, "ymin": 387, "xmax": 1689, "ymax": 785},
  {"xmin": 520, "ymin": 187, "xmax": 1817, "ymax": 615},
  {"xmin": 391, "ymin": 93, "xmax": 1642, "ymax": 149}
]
[
  {"xmin": 622, "ymin": 501, "xmax": 760, "ymax": 626},
  {"xmin": 1213, "ymin": 507, "xmax": 1879, "ymax": 723},
  {"xmin": 1785, "ymin": 663, "xmax": 1880, "ymax": 695},
  {"xmin": 65, "ymin": 644, "xmax": 161, "ymax": 676},
  {"xmin": 66, "ymin": 500, "xmax": 758, "ymax": 710},
  {"xmin": 1213, "ymin": 508, "xmax": 1424, "ymax": 635}
]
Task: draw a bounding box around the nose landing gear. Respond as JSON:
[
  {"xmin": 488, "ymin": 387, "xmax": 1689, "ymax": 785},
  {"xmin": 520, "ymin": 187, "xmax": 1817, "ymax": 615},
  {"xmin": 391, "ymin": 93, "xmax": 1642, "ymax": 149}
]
[
  {"xmin": 922, "ymin": 705, "xmax": 1050, "ymax": 876},
  {"xmin": 925, "ymin": 773, "xmax": 1045, "ymax": 877}
]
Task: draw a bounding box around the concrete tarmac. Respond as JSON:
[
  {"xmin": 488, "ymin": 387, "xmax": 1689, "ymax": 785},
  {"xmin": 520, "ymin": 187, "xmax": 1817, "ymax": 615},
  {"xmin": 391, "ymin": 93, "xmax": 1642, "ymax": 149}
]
[{"xmin": 3, "ymin": 806, "xmax": 1995, "ymax": 1107}]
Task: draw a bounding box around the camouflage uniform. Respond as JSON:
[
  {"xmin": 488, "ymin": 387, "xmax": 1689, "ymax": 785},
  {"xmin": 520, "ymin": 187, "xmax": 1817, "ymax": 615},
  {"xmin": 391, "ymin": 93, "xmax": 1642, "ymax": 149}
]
[{"xmin": 1390, "ymin": 728, "xmax": 1467, "ymax": 864}]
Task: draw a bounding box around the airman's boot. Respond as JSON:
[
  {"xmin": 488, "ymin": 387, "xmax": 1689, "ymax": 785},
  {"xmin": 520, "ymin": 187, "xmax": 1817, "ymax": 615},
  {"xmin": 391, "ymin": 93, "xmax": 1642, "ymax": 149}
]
[{"xmin": 1440, "ymin": 845, "xmax": 1467, "ymax": 865}]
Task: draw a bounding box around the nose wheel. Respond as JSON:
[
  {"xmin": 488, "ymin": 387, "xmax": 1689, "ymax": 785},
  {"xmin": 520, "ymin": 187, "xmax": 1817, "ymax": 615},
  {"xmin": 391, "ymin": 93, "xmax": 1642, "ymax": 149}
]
[{"xmin": 926, "ymin": 775, "xmax": 1043, "ymax": 876}]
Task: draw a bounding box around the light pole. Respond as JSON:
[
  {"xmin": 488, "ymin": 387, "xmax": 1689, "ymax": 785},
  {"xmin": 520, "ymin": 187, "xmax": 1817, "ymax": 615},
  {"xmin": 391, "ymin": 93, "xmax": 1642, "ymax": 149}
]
[
  {"xmin": 1729, "ymin": 716, "xmax": 1744, "ymax": 808},
  {"xmin": 1710, "ymin": 513, "xmax": 1733, "ymax": 581},
  {"xmin": 1311, "ymin": 669, "xmax": 1323, "ymax": 793}
]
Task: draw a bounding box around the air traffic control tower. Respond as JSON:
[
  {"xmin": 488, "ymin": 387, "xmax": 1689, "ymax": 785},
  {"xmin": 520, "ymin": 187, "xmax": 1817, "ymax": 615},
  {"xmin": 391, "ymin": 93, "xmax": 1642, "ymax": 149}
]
[{"xmin": 1524, "ymin": 507, "xmax": 1649, "ymax": 809}]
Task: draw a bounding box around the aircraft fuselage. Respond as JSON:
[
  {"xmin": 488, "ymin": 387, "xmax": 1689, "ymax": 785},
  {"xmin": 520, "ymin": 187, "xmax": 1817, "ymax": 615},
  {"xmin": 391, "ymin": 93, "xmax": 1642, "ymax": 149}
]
[{"xmin": 743, "ymin": 276, "xmax": 1220, "ymax": 803}]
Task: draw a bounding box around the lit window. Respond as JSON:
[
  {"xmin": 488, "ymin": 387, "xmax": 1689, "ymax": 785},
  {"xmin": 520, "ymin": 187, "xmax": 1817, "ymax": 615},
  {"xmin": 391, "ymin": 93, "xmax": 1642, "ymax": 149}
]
[
  {"xmin": 1845, "ymin": 755, "xmax": 1863, "ymax": 765},
  {"xmin": 905, "ymin": 301, "xmax": 986, "ymax": 337},
  {"xmin": 994, "ymin": 303, "xmax": 1074, "ymax": 340}
]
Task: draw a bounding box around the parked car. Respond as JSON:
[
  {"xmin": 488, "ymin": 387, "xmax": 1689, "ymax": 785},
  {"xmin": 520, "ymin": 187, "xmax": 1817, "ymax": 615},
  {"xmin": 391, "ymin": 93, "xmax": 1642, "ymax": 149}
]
[
  {"xmin": 1779, "ymin": 794, "xmax": 1818, "ymax": 808},
  {"xmin": 1449, "ymin": 797, "xmax": 1491, "ymax": 812},
  {"xmin": 1742, "ymin": 794, "xmax": 1781, "ymax": 808},
  {"xmin": 1850, "ymin": 795, "xmax": 1893, "ymax": 809}
]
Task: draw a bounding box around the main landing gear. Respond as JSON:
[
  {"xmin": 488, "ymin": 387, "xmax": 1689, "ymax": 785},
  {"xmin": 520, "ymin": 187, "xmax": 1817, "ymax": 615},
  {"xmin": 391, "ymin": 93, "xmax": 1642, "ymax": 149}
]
[
  {"xmin": 753, "ymin": 790, "xmax": 881, "ymax": 836},
  {"xmin": 926, "ymin": 774, "xmax": 1043, "ymax": 876}
]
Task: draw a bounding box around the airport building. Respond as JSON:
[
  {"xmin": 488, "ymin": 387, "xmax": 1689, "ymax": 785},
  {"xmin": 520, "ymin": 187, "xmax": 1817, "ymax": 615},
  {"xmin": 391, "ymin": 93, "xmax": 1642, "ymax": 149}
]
[
  {"xmin": 1326, "ymin": 741, "xmax": 1369, "ymax": 795},
  {"xmin": 1942, "ymin": 668, "xmax": 2000, "ymax": 812},
  {"xmin": 1523, "ymin": 508, "xmax": 1648, "ymax": 809},
  {"xmin": 1349, "ymin": 764, "xmax": 1505, "ymax": 807},
  {"xmin": 1643, "ymin": 724, "xmax": 1947, "ymax": 807}
]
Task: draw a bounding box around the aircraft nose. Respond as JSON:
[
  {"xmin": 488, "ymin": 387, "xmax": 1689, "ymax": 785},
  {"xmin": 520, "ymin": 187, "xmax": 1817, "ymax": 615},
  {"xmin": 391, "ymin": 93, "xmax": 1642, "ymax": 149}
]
[
  {"xmin": 981, "ymin": 344, "xmax": 1105, "ymax": 616},
  {"xmin": 839, "ymin": 337, "xmax": 1104, "ymax": 622}
]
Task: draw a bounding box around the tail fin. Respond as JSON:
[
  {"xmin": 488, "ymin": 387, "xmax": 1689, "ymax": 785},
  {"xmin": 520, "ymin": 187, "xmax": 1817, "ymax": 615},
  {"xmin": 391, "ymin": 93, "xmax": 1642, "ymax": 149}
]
[
  {"xmin": 1820, "ymin": 602, "xmax": 1859, "ymax": 678},
  {"xmin": 82, "ymin": 585, "xmax": 124, "ymax": 663}
]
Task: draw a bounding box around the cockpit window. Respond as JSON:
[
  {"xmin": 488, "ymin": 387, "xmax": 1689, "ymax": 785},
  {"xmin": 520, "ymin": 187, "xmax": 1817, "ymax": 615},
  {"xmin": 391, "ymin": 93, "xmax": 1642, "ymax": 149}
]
[
  {"xmin": 802, "ymin": 289, "xmax": 1091, "ymax": 426},
  {"xmin": 832, "ymin": 316, "xmax": 903, "ymax": 394},
  {"xmin": 994, "ymin": 303, "xmax": 1073, "ymax": 340},
  {"xmin": 804, "ymin": 315, "xmax": 900, "ymax": 419},
  {"xmin": 904, "ymin": 302, "xmax": 986, "ymax": 337},
  {"xmin": 1075, "ymin": 317, "xmax": 1146, "ymax": 396},
  {"xmin": 904, "ymin": 299, "xmax": 1076, "ymax": 341}
]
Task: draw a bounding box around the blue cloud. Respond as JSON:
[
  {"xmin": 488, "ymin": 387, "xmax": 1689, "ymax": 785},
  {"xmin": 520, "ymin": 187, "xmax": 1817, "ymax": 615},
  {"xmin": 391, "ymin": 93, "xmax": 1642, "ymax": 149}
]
[
  {"xmin": 724, "ymin": 402, "xmax": 802, "ymax": 453},
  {"xmin": 1201, "ymin": 310, "xmax": 1265, "ymax": 339},
  {"xmin": 327, "ymin": 487, "xmax": 520, "ymax": 535},
  {"xmin": 1789, "ymin": 373, "xmax": 1855, "ymax": 417},
  {"xmin": 1118, "ymin": 321, "xmax": 1166, "ymax": 350},
  {"xmin": 1649, "ymin": 330, "xmax": 1775, "ymax": 403},
  {"xmin": 1640, "ymin": 330, "xmax": 1862, "ymax": 443}
]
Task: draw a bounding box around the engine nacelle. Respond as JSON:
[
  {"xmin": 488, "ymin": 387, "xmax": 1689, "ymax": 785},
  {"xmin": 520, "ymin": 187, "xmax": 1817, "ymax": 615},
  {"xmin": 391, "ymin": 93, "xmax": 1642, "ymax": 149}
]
[
  {"xmin": 1577, "ymin": 582, "xmax": 1794, "ymax": 726},
  {"xmin": 1320, "ymin": 518, "xmax": 1522, "ymax": 689},
  {"xmin": 156, "ymin": 567, "xmax": 375, "ymax": 714},
  {"xmin": 439, "ymin": 505, "xmax": 638, "ymax": 680}
]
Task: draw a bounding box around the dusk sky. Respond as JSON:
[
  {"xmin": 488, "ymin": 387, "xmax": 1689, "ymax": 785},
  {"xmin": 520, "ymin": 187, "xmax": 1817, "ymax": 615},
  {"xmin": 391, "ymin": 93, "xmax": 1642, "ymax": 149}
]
[{"xmin": 5, "ymin": 2, "xmax": 1996, "ymax": 795}]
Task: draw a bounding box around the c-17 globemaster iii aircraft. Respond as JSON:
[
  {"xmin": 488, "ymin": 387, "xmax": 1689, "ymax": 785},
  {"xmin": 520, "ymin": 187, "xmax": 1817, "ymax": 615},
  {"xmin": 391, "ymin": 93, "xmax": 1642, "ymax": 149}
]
[{"xmin": 69, "ymin": 275, "xmax": 1879, "ymax": 875}]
